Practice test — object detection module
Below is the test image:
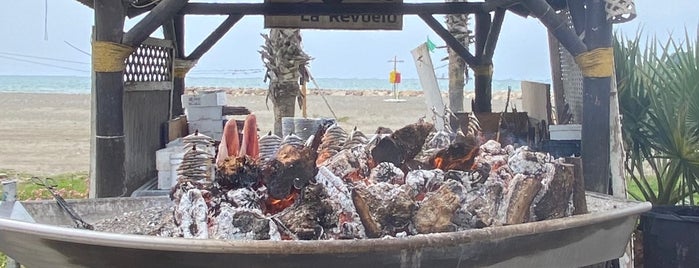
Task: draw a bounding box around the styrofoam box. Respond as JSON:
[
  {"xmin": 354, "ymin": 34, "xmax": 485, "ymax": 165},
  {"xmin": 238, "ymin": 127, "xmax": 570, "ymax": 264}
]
[
  {"xmin": 549, "ymin": 124, "xmax": 582, "ymax": 140},
  {"xmin": 188, "ymin": 119, "xmax": 225, "ymax": 140},
  {"xmin": 185, "ymin": 106, "xmax": 223, "ymax": 121},
  {"xmin": 182, "ymin": 92, "xmax": 227, "ymax": 108},
  {"xmin": 156, "ymin": 148, "xmax": 173, "ymax": 171},
  {"xmin": 157, "ymin": 171, "xmax": 173, "ymax": 190}
]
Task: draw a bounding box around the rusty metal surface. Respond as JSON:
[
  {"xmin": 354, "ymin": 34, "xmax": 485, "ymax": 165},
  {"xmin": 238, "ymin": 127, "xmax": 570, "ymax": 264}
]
[{"xmin": 0, "ymin": 193, "xmax": 650, "ymax": 268}]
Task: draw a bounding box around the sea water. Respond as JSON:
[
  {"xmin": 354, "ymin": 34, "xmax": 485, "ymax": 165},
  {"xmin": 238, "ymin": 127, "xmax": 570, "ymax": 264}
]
[{"xmin": 0, "ymin": 75, "xmax": 528, "ymax": 94}]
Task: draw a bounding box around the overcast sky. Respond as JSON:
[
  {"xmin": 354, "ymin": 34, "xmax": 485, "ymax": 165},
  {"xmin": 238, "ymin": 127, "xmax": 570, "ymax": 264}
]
[{"xmin": 0, "ymin": 0, "xmax": 696, "ymax": 80}]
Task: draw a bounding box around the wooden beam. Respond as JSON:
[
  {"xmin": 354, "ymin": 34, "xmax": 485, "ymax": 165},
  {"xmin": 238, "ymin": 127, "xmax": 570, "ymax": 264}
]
[
  {"xmin": 566, "ymin": 0, "xmax": 586, "ymax": 35},
  {"xmin": 186, "ymin": 15, "xmax": 243, "ymax": 60},
  {"xmin": 182, "ymin": 2, "xmax": 484, "ymax": 15},
  {"xmin": 475, "ymin": 12, "xmax": 491, "ymax": 61},
  {"xmin": 418, "ymin": 14, "xmax": 478, "ymax": 67},
  {"xmin": 92, "ymin": 0, "xmax": 127, "ymax": 198},
  {"xmin": 483, "ymin": 0, "xmax": 521, "ymax": 12},
  {"xmin": 581, "ymin": 0, "xmax": 612, "ymax": 194},
  {"xmin": 123, "ymin": 0, "xmax": 190, "ymax": 47},
  {"xmin": 521, "ymin": 0, "xmax": 587, "ymax": 56},
  {"xmin": 483, "ymin": 8, "xmax": 506, "ymax": 62}
]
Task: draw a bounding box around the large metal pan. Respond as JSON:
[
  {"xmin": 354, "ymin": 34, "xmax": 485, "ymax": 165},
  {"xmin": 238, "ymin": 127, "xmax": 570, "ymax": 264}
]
[{"xmin": 0, "ymin": 192, "xmax": 649, "ymax": 268}]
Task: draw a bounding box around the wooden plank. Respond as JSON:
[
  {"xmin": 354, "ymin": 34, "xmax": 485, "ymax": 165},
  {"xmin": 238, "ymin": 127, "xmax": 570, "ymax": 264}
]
[
  {"xmin": 565, "ymin": 157, "xmax": 588, "ymax": 215},
  {"xmin": 123, "ymin": 0, "xmax": 190, "ymax": 47},
  {"xmin": 521, "ymin": 81, "xmax": 552, "ymax": 125},
  {"xmin": 264, "ymin": 0, "xmax": 403, "ymax": 30},
  {"xmin": 419, "ymin": 14, "xmax": 478, "ymax": 67},
  {"xmin": 187, "ymin": 15, "xmax": 243, "ymax": 60},
  {"xmin": 182, "ymin": 2, "xmax": 484, "ymax": 15},
  {"xmin": 411, "ymin": 43, "xmax": 445, "ymax": 131},
  {"xmin": 92, "ymin": 0, "xmax": 127, "ymax": 198},
  {"xmin": 125, "ymin": 81, "xmax": 173, "ymax": 92},
  {"xmin": 124, "ymin": 90, "xmax": 171, "ymax": 195}
]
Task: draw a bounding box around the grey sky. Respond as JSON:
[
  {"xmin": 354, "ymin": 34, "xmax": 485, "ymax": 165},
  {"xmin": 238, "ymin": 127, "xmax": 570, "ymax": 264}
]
[{"xmin": 0, "ymin": 1, "xmax": 696, "ymax": 80}]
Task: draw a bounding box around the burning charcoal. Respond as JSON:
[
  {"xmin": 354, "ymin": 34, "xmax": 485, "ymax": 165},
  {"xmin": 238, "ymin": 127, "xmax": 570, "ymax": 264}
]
[
  {"xmin": 263, "ymin": 125, "xmax": 327, "ymax": 199},
  {"xmin": 281, "ymin": 132, "xmax": 304, "ymax": 146},
  {"xmin": 316, "ymin": 167, "xmax": 366, "ymax": 239},
  {"xmin": 343, "ymin": 127, "xmax": 368, "ymax": 149},
  {"xmin": 390, "ymin": 121, "xmax": 435, "ymax": 162},
  {"xmin": 226, "ymin": 188, "xmax": 263, "ymax": 210},
  {"xmin": 414, "ymin": 180, "xmax": 468, "ymax": 234},
  {"xmin": 258, "ymin": 131, "xmax": 282, "ymax": 163},
  {"xmin": 173, "ymin": 188, "xmax": 209, "ymax": 239},
  {"xmin": 352, "ymin": 182, "xmax": 416, "ymax": 238},
  {"xmin": 370, "ymin": 136, "xmax": 403, "ymax": 166},
  {"xmin": 480, "ymin": 140, "xmax": 506, "ymax": 155},
  {"xmin": 415, "ymin": 131, "xmax": 452, "ymax": 163},
  {"xmin": 404, "ymin": 169, "xmax": 445, "ymax": 200},
  {"xmin": 508, "ymin": 146, "xmax": 555, "ymax": 176},
  {"xmin": 319, "ymin": 123, "xmax": 348, "ymax": 151},
  {"xmin": 315, "ymin": 148, "xmax": 337, "ymax": 166},
  {"xmin": 455, "ymin": 179, "xmax": 504, "ymax": 229},
  {"xmin": 321, "ymin": 145, "xmax": 370, "ymax": 182},
  {"xmin": 429, "ymin": 133, "xmax": 480, "ymax": 171},
  {"xmin": 210, "ymin": 204, "xmax": 279, "ymax": 240},
  {"xmin": 532, "ymin": 162, "xmax": 574, "ymax": 221},
  {"xmin": 215, "ymin": 156, "xmax": 261, "ymax": 191},
  {"xmin": 369, "ymin": 162, "xmax": 405, "ymax": 185},
  {"xmin": 496, "ymin": 174, "xmax": 542, "ymax": 225},
  {"xmin": 277, "ymin": 183, "xmax": 337, "ymax": 240}
]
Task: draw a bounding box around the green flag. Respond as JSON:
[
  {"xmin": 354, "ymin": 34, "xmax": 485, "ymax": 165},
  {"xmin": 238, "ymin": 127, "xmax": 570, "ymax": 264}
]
[{"xmin": 426, "ymin": 36, "xmax": 436, "ymax": 52}]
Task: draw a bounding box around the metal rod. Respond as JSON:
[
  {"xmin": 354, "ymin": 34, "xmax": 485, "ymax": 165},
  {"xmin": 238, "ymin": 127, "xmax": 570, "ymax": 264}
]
[{"xmin": 182, "ymin": 2, "xmax": 484, "ymax": 15}]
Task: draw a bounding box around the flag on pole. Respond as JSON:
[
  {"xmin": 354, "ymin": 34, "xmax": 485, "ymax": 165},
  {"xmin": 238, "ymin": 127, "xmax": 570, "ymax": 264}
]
[{"xmin": 426, "ymin": 36, "xmax": 437, "ymax": 52}]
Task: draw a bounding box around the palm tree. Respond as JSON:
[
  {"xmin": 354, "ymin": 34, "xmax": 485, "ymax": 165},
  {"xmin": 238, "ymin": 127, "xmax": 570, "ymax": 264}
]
[
  {"xmin": 616, "ymin": 32, "xmax": 699, "ymax": 205},
  {"xmin": 260, "ymin": 29, "xmax": 311, "ymax": 135},
  {"xmin": 445, "ymin": 0, "xmax": 472, "ymax": 112}
]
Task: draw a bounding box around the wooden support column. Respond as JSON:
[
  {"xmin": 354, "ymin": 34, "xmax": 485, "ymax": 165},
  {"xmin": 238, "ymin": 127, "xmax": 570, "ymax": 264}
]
[
  {"xmin": 473, "ymin": 12, "xmax": 493, "ymax": 113},
  {"xmin": 581, "ymin": 0, "xmax": 612, "ymax": 194},
  {"xmin": 92, "ymin": 0, "xmax": 126, "ymax": 197},
  {"xmin": 164, "ymin": 15, "xmax": 186, "ymax": 118}
]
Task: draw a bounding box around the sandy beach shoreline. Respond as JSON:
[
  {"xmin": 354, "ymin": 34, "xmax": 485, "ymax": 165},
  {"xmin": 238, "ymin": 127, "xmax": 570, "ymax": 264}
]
[{"xmin": 0, "ymin": 89, "xmax": 520, "ymax": 176}]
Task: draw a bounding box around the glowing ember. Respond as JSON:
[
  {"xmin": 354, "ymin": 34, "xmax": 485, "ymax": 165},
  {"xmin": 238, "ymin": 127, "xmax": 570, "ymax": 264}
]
[{"xmin": 265, "ymin": 191, "xmax": 298, "ymax": 214}]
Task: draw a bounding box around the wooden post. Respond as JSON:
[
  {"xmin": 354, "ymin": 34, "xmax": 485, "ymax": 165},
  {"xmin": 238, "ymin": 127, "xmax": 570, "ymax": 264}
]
[
  {"xmin": 565, "ymin": 157, "xmax": 588, "ymax": 215},
  {"xmin": 581, "ymin": 0, "xmax": 612, "ymax": 194},
  {"xmin": 92, "ymin": 0, "xmax": 127, "ymax": 197},
  {"xmin": 172, "ymin": 15, "xmax": 186, "ymax": 117},
  {"xmin": 473, "ymin": 12, "xmax": 492, "ymax": 113}
]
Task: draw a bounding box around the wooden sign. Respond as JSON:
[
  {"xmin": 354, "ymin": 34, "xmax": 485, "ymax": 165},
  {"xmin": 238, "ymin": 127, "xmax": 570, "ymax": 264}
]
[{"xmin": 264, "ymin": 0, "xmax": 403, "ymax": 30}]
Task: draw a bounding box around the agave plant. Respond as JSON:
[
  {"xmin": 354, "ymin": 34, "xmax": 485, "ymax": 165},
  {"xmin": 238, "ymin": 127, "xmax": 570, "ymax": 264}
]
[{"xmin": 616, "ymin": 31, "xmax": 699, "ymax": 205}]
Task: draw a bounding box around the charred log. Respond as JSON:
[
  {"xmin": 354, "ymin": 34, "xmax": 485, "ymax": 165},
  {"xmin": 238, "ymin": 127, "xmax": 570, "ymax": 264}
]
[{"xmin": 414, "ymin": 180, "xmax": 468, "ymax": 233}]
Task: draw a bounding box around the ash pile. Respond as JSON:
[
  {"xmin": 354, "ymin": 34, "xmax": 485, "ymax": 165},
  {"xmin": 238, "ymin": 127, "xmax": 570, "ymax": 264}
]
[{"xmin": 162, "ymin": 115, "xmax": 578, "ymax": 240}]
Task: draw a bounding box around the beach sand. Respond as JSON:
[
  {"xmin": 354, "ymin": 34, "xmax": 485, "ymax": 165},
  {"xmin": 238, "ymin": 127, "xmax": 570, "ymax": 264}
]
[{"xmin": 0, "ymin": 90, "xmax": 520, "ymax": 176}]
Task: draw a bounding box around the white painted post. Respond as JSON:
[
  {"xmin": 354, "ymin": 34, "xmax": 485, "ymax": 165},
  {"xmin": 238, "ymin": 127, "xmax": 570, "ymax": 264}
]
[{"xmin": 411, "ymin": 43, "xmax": 445, "ymax": 131}]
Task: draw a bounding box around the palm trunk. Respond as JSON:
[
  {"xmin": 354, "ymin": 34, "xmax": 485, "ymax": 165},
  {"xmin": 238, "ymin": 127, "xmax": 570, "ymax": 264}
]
[
  {"xmin": 270, "ymin": 81, "xmax": 298, "ymax": 135},
  {"xmin": 448, "ymin": 48, "xmax": 465, "ymax": 112}
]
